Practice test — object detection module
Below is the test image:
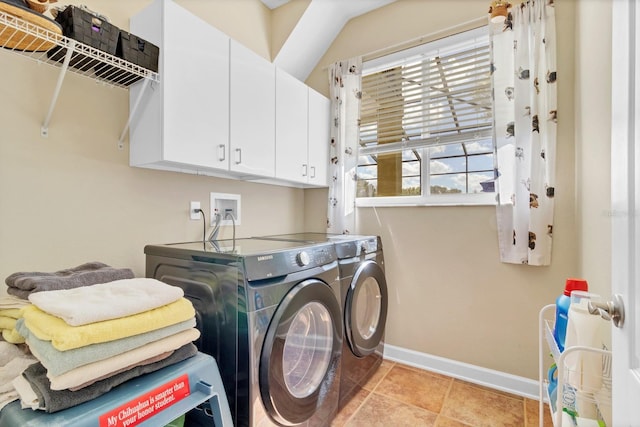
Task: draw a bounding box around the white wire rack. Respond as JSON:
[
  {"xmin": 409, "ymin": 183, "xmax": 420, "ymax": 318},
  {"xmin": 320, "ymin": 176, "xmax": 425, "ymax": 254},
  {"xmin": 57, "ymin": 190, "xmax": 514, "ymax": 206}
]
[
  {"xmin": 538, "ymin": 304, "xmax": 612, "ymax": 427},
  {"xmin": 0, "ymin": 10, "xmax": 159, "ymax": 145}
]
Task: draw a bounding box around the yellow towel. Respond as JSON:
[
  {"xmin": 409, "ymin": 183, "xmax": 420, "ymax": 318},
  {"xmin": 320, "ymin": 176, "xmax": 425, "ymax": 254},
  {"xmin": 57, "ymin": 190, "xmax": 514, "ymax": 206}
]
[
  {"xmin": 2, "ymin": 328, "xmax": 25, "ymax": 344},
  {"xmin": 0, "ymin": 316, "xmax": 16, "ymax": 331},
  {"xmin": 0, "ymin": 308, "xmax": 24, "ymax": 319},
  {"xmin": 22, "ymin": 298, "xmax": 195, "ymax": 351}
]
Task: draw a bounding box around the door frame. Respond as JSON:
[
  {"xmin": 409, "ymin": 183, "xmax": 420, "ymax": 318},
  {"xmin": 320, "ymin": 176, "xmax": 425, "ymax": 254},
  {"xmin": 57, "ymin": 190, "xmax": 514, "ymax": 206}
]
[{"xmin": 610, "ymin": 0, "xmax": 640, "ymax": 423}]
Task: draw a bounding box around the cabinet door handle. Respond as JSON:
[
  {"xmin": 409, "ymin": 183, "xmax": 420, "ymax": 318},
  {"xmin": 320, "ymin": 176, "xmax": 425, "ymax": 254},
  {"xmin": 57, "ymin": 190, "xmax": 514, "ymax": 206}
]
[
  {"xmin": 310, "ymin": 166, "xmax": 316, "ymax": 178},
  {"xmin": 302, "ymin": 164, "xmax": 308, "ymax": 177},
  {"xmin": 218, "ymin": 145, "xmax": 226, "ymax": 161},
  {"xmin": 235, "ymin": 148, "xmax": 242, "ymax": 165}
]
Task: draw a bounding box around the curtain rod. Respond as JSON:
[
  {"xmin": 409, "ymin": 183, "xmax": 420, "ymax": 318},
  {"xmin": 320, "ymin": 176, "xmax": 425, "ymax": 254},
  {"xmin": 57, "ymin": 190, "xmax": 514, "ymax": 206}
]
[{"xmin": 322, "ymin": 15, "xmax": 487, "ymax": 70}]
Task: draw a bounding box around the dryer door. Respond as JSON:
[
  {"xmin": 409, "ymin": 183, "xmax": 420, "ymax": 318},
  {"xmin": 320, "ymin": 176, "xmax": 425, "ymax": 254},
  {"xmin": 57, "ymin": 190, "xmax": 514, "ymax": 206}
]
[
  {"xmin": 345, "ymin": 259, "xmax": 388, "ymax": 357},
  {"xmin": 259, "ymin": 278, "xmax": 342, "ymax": 426}
]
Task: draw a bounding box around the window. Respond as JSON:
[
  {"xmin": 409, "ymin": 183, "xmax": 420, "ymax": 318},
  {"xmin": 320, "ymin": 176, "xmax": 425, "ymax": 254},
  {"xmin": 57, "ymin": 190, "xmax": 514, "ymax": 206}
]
[{"xmin": 357, "ymin": 27, "xmax": 495, "ymax": 206}]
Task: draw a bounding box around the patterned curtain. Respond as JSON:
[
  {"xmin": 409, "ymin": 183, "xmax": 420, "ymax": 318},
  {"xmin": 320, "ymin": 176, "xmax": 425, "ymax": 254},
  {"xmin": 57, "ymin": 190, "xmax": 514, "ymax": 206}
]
[
  {"xmin": 327, "ymin": 58, "xmax": 362, "ymax": 234},
  {"xmin": 490, "ymin": 0, "xmax": 557, "ymax": 265}
]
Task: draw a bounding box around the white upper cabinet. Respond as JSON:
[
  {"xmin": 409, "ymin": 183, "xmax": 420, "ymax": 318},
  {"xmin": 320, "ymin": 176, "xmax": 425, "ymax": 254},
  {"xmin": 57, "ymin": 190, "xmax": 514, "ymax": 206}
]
[
  {"xmin": 229, "ymin": 40, "xmax": 276, "ymax": 178},
  {"xmin": 275, "ymin": 71, "xmax": 330, "ymax": 187},
  {"xmin": 129, "ymin": 0, "xmax": 230, "ymax": 173},
  {"xmin": 275, "ymin": 69, "xmax": 309, "ymax": 183},
  {"xmin": 128, "ymin": 0, "xmax": 329, "ymax": 187},
  {"xmin": 307, "ymin": 88, "xmax": 330, "ymax": 186}
]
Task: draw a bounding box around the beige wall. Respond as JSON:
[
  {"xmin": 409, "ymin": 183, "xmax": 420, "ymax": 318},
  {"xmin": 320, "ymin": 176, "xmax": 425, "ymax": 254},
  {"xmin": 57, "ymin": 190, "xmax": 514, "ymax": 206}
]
[
  {"xmin": 0, "ymin": 0, "xmax": 304, "ymax": 284},
  {"xmin": 302, "ymin": 0, "xmax": 597, "ymax": 380},
  {"xmin": 0, "ymin": 0, "xmax": 612, "ymax": 383},
  {"xmin": 574, "ymin": 1, "xmax": 612, "ymax": 300}
]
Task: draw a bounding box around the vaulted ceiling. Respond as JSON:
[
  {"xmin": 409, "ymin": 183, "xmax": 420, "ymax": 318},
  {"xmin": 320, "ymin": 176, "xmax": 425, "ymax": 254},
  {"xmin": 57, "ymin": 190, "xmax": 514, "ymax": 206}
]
[{"xmin": 262, "ymin": 0, "xmax": 396, "ymax": 81}]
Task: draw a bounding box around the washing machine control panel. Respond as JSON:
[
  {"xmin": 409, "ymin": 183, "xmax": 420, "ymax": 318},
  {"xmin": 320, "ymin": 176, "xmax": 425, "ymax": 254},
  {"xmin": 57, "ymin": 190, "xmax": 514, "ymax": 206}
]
[
  {"xmin": 296, "ymin": 251, "xmax": 310, "ymax": 267},
  {"xmin": 243, "ymin": 242, "xmax": 337, "ymax": 281}
]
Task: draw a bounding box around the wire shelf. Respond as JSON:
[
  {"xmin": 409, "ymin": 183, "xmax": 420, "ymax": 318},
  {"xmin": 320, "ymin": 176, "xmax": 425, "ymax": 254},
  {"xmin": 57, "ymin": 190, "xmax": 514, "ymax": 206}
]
[
  {"xmin": 0, "ymin": 10, "xmax": 159, "ymax": 88},
  {"xmin": 539, "ymin": 304, "xmax": 612, "ymax": 427}
]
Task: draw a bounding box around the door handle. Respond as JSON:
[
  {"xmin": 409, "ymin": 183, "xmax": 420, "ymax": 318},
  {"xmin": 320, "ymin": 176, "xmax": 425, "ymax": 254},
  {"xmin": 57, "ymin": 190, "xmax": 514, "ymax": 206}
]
[
  {"xmin": 302, "ymin": 164, "xmax": 308, "ymax": 177},
  {"xmin": 588, "ymin": 294, "xmax": 625, "ymax": 328},
  {"xmin": 218, "ymin": 144, "xmax": 225, "ymax": 161},
  {"xmin": 235, "ymin": 148, "xmax": 242, "ymax": 165},
  {"xmin": 310, "ymin": 166, "xmax": 316, "ymax": 178}
]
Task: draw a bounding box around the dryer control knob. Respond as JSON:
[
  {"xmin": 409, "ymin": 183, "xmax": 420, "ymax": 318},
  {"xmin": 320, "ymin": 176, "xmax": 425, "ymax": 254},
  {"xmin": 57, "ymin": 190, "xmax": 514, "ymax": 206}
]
[
  {"xmin": 296, "ymin": 251, "xmax": 311, "ymax": 267},
  {"xmin": 360, "ymin": 241, "xmax": 370, "ymax": 253}
]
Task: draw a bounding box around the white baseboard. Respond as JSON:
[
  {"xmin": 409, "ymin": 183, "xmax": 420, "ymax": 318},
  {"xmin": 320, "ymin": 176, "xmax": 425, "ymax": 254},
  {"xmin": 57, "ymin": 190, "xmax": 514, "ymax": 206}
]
[{"xmin": 383, "ymin": 344, "xmax": 542, "ymax": 401}]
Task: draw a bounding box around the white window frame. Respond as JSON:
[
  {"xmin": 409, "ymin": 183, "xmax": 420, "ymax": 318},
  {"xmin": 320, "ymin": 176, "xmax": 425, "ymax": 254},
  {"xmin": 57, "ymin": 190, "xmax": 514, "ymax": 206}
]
[{"xmin": 356, "ymin": 26, "xmax": 496, "ymax": 208}]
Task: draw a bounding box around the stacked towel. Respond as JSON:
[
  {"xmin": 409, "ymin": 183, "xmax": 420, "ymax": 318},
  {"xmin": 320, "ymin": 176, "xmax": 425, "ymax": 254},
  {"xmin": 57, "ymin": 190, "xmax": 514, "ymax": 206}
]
[
  {"xmin": 0, "ymin": 342, "xmax": 37, "ymax": 410},
  {"xmin": 5, "ymin": 262, "xmax": 134, "ymax": 299},
  {"xmin": 13, "ymin": 277, "xmax": 200, "ymax": 413},
  {"xmin": 0, "ymin": 296, "xmax": 30, "ymax": 344},
  {"xmin": 27, "ymin": 278, "xmax": 184, "ymax": 326},
  {"xmin": 15, "ymin": 343, "xmax": 198, "ymax": 413},
  {"xmin": 22, "ymin": 297, "xmax": 195, "ymax": 351},
  {"xmin": 16, "ymin": 318, "xmax": 196, "ymax": 376}
]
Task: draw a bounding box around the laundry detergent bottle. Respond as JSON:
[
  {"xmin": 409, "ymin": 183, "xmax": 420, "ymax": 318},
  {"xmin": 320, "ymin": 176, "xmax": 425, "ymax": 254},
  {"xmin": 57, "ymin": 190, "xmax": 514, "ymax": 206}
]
[{"xmin": 553, "ymin": 278, "xmax": 588, "ymax": 352}]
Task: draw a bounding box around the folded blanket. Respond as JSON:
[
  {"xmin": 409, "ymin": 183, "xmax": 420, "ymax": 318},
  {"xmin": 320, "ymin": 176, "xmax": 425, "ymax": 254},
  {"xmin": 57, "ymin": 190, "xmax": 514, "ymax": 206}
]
[
  {"xmin": 0, "ymin": 343, "xmax": 37, "ymax": 411},
  {"xmin": 0, "ymin": 295, "xmax": 30, "ymax": 309},
  {"xmin": 28, "ymin": 278, "xmax": 183, "ymax": 326},
  {"xmin": 12, "ymin": 375, "xmax": 39, "ymax": 410},
  {"xmin": 0, "ymin": 390, "xmax": 19, "ymax": 412},
  {"xmin": 22, "ymin": 298, "xmax": 195, "ymax": 351},
  {"xmin": 17, "ymin": 317, "xmax": 196, "ymax": 376},
  {"xmin": 6, "ymin": 262, "xmax": 135, "ymax": 298},
  {"xmin": 20, "ymin": 343, "xmax": 198, "ymax": 413},
  {"xmin": 0, "ymin": 341, "xmax": 27, "ymax": 365}
]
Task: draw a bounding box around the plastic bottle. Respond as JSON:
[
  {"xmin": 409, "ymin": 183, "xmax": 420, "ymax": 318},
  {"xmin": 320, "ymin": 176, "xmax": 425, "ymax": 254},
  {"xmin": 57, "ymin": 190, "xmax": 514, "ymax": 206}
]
[
  {"xmin": 553, "ymin": 278, "xmax": 588, "ymax": 352},
  {"xmin": 564, "ymin": 291, "xmax": 607, "ymax": 418}
]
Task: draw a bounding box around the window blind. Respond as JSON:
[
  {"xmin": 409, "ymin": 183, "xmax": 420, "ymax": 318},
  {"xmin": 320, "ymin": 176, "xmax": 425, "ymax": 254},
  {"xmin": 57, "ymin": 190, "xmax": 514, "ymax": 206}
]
[{"xmin": 359, "ymin": 28, "xmax": 492, "ymax": 156}]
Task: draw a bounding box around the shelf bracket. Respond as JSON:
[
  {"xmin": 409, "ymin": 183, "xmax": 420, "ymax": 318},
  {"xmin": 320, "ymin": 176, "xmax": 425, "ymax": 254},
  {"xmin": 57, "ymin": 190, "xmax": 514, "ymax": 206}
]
[
  {"xmin": 41, "ymin": 39, "xmax": 76, "ymax": 138},
  {"xmin": 118, "ymin": 78, "xmax": 151, "ymax": 150}
]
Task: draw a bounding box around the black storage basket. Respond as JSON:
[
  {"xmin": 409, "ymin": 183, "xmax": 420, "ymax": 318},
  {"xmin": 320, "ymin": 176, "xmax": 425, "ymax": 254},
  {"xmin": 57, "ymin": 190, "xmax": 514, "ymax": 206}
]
[
  {"xmin": 46, "ymin": 5, "xmax": 118, "ymax": 72},
  {"xmin": 94, "ymin": 30, "xmax": 159, "ymax": 85}
]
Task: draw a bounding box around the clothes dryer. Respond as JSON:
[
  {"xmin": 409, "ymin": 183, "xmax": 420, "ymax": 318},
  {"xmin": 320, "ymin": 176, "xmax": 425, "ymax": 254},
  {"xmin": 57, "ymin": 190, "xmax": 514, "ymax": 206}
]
[
  {"xmin": 256, "ymin": 233, "xmax": 388, "ymax": 409},
  {"xmin": 144, "ymin": 238, "xmax": 343, "ymax": 427}
]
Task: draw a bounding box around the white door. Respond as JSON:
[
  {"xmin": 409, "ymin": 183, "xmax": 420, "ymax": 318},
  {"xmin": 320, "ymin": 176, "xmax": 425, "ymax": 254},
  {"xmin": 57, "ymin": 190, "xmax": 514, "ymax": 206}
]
[{"xmin": 611, "ymin": 0, "xmax": 640, "ymax": 424}]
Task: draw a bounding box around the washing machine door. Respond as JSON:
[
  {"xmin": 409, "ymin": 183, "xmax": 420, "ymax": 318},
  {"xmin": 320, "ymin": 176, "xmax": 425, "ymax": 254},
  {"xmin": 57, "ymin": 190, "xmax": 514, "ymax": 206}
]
[
  {"xmin": 259, "ymin": 278, "xmax": 342, "ymax": 426},
  {"xmin": 345, "ymin": 259, "xmax": 388, "ymax": 357}
]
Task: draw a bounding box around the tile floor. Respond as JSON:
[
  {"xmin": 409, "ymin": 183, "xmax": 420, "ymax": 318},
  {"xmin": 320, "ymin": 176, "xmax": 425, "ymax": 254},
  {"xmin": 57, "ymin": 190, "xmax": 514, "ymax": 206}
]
[{"xmin": 332, "ymin": 360, "xmax": 554, "ymax": 427}]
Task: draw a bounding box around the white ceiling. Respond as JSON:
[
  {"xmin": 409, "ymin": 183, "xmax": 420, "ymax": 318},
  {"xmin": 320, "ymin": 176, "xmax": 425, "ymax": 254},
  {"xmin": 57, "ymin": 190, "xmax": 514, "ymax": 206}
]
[{"xmin": 264, "ymin": 0, "xmax": 396, "ymax": 81}]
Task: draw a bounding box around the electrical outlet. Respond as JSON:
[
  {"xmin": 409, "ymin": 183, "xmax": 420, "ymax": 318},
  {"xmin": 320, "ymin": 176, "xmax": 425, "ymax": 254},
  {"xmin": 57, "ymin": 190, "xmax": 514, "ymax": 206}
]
[{"xmin": 190, "ymin": 201, "xmax": 201, "ymax": 220}]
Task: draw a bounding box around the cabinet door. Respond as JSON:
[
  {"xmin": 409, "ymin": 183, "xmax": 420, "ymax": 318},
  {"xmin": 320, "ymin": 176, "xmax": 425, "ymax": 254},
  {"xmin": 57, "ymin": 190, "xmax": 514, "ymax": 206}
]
[
  {"xmin": 307, "ymin": 88, "xmax": 330, "ymax": 186},
  {"xmin": 275, "ymin": 69, "xmax": 309, "ymax": 183},
  {"xmin": 163, "ymin": 0, "xmax": 229, "ymax": 171},
  {"xmin": 229, "ymin": 40, "xmax": 275, "ymax": 177}
]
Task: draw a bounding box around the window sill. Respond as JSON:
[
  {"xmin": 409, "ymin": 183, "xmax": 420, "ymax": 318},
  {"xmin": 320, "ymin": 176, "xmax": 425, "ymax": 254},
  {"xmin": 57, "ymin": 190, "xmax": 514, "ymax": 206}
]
[{"xmin": 355, "ymin": 192, "xmax": 497, "ymax": 207}]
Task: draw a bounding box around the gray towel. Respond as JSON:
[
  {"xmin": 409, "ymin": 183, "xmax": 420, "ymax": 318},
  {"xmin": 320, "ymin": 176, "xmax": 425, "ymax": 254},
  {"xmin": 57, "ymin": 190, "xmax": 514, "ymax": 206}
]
[
  {"xmin": 5, "ymin": 262, "xmax": 135, "ymax": 299},
  {"xmin": 22, "ymin": 343, "xmax": 197, "ymax": 413}
]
